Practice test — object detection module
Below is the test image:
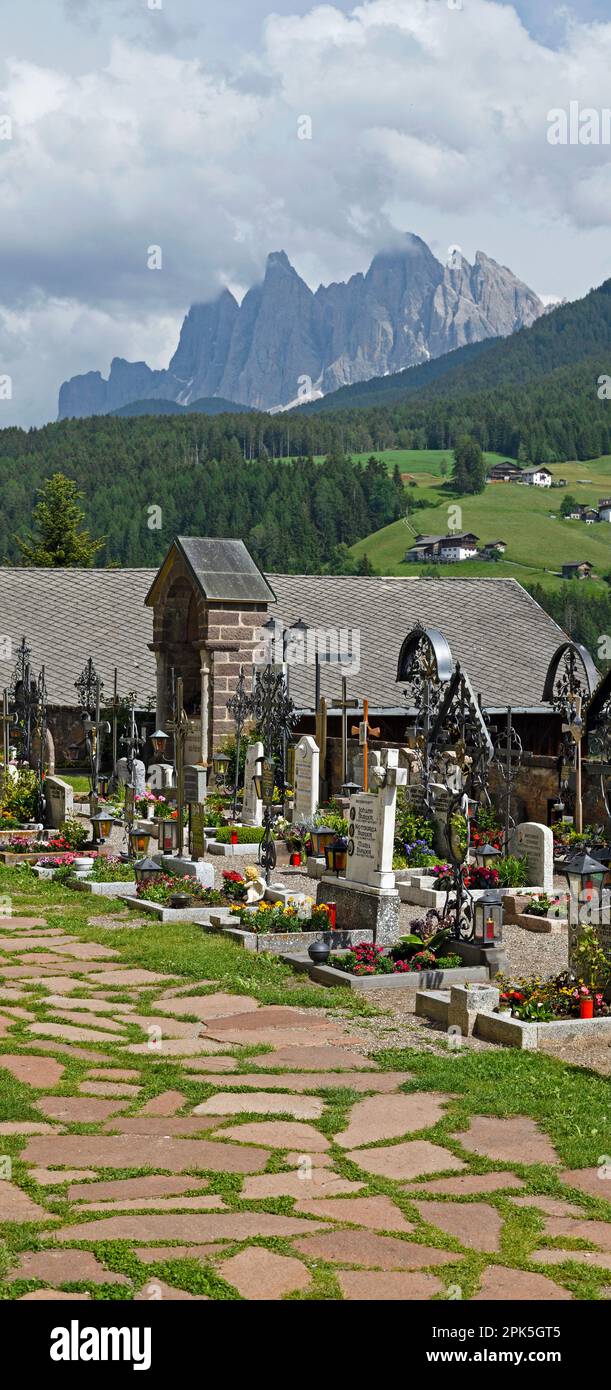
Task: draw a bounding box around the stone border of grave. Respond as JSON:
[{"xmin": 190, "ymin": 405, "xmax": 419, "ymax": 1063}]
[
  {"xmin": 125, "ymin": 897, "xmax": 234, "ymax": 926},
  {"xmin": 397, "ymin": 877, "xmax": 547, "ymax": 912},
  {"xmin": 291, "ymin": 953, "xmax": 491, "ymax": 992},
  {"xmin": 207, "ymin": 841, "xmax": 261, "ymax": 858},
  {"xmin": 68, "ymin": 880, "xmax": 139, "ymax": 898},
  {"xmin": 415, "ymin": 983, "xmax": 611, "ymax": 1050},
  {"xmin": 203, "ymin": 917, "xmax": 374, "ymax": 954}
]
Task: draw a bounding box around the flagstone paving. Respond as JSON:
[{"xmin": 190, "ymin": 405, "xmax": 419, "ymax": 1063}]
[{"xmin": 1, "ymin": 897, "xmax": 610, "ymax": 1303}]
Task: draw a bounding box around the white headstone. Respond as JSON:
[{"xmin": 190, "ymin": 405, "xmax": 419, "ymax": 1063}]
[
  {"xmin": 116, "ymin": 757, "xmax": 146, "ymax": 798},
  {"xmin": 346, "ymin": 748, "xmax": 407, "ymax": 891},
  {"xmin": 352, "ymin": 747, "xmax": 382, "ymax": 792},
  {"xmin": 509, "ymin": 822, "xmax": 554, "ymax": 892},
  {"xmin": 293, "ymin": 736, "xmax": 319, "ymax": 822},
  {"xmin": 184, "ymin": 719, "xmax": 202, "ymax": 766},
  {"xmin": 242, "ymin": 741, "xmax": 264, "ymax": 827},
  {"xmin": 44, "ymin": 776, "xmax": 74, "ymax": 829}
]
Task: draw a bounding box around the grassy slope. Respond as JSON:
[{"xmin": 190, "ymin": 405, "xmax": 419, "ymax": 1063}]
[{"xmin": 350, "ymin": 452, "xmax": 611, "ymax": 589}]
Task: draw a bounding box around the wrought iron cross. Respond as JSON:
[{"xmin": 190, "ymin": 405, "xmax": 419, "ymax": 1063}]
[{"xmin": 167, "ymin": 676, "xmax": 197, "ymax": 854}]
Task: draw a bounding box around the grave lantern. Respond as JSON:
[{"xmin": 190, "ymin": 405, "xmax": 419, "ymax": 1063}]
[
  {"xmin": 158, "ymin": 818, "xmax": 180, "ymax": 853},
  {"xmin": 341, "ymin": 782, "xmax": 360, "ymax": 799},
  {"xmin": 97, "ymin": 774, "xmax": 110, "ymax": 799},
  {"xmin": 128, "ymin": 827, "xmax": 151, "ymax": 857},
  {"xmin": 475, "ymin": 842, "xmax": 501, "ymax": 870},
  {"xmin": 560, "ymin": 851, "xmax": 606, "ymax": 909},
  {"xmin": 151, "ymin": 728, "xmax": 169, "ymax": 759},
  {"xmin": 90, "ymin": 810, "xmax": 113, "ymax": 844},
  {"xmin": 212, "ymin": 751, "xmax": 230, "ymax": 788},
  {"xmin": 309, "ymin": 827, "xmax": 336, "ymax": 858},
  {"xmin": 324, "ymin": 835, "xmax": 348, "ymax": 875},
  {"xmin": 473, "ymin": 890, "xmax": 504, "ymax": 946},
  {"xmin": 134, "ymin": 856, "xmax": 163, "ymax": 886}
]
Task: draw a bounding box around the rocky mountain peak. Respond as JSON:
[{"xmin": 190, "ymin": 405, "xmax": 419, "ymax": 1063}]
[{"xmin": 58, "ymin": 234, "xmax": 544, "ymax": 418}]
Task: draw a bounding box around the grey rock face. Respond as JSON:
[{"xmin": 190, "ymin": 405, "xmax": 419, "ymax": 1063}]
[{"xmin": 58, "ymin": 234, "xmax": 543, "ymax": 418}]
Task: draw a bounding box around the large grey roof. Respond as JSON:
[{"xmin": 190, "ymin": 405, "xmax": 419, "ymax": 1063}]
[
  {"xmin": 270, "ymin": 575, "xmax": 568, "ymax": 712},
  {"xmin": 0, "ymin": 568, "xmax": 567, "ymax": 712},
  {"xmin": 0, "ymin": 569, "xmax": 157, "ymax": 708}
]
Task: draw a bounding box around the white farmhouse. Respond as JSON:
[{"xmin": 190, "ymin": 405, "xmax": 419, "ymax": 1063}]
[
  {"xmin": 519, "ymin": 467, "xmax": 552, "ymax": 488},
  {"xmin": 438, "ymin": 532, "xmax": 479, "ymax": 562},
  {"xmin": 598, "ymin": 497, "xmax": 611, "ymax": 522}
]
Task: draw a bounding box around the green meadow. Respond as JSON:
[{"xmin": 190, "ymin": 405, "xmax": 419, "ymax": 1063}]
[{"xmin": 350, "ymin": 453, "xmax": 611, "ymax": 590}]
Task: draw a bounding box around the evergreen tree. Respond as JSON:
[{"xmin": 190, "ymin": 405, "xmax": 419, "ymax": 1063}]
[
  {"xmin": 15, "ymin": 473, "xmax": 105, "ymax": 567},
  {"xmin": 452, "ymin": 436, "xmax": 486, "ymax": 494}
]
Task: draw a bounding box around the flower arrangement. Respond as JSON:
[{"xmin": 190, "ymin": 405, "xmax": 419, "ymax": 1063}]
[
  {"xmin": 498, "ymin": 969, "xmax": 610, "ymax": 1021},
  {"xmin": 230, "ymin": 900, "xmax": 333, "ymax": 934},
  {"xmin": 524, "ymin": 893, "xmax": 564, "ymax": 918},
  {"xmin": 333, "ymin": 941, "xmax": 462, "ymax": 977},
  {"xmin": 136, "ymin": 873, "xmax": 226, "ymax": 906},
  {"xmin": 433, "ymin": 863, "xmax": 501, "ymax": 890},
  {"xmin": 221, "ymin": 869, "xmax": 249, "ymax": 903}
]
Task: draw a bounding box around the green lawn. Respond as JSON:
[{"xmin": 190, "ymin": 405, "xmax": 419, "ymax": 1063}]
[
  {"xmin": 350, "ymin": 454, "xmax": 611, "ymax": 588},
  {"xmin": 314, "ymin": 448, "xmax": 508, "ymax": 480}
]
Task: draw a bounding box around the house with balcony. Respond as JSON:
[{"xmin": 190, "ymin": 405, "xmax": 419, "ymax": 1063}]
[{"xmin": 518, "ymin": 467, "xmax": 553, "ymax": 487}]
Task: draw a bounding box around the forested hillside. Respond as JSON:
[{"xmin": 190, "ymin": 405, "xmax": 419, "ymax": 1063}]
[{"xmin": 0, "ymin": 415, "xmax": 403, "ymax": 571}]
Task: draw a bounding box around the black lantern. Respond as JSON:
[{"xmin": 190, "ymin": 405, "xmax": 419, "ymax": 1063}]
[
  {"xmin": 475, "ymin": 842, "xmax": 501, "ymax": 869},
  {"xmin": 158, "ymin": 818, "xmax": 180, "ymax": 853},
  {"xmin": 341, "ymin": 782, "xmax": 361, "ymax": 799},
  {"xmin": 98, "ymin": 774, "xmax": 110, "ymax": 799},
  {"xmin": 253, "ymin": 758, "xmax": 275, "ymax": 806},
  {"xmin": 473, "ymin": 890, "xmax": 504, "ymax": 946},
  {"xmin": 134, "ymin": 856, "xmax": 163, "ymax": 886},
  {"xmin": 309, "ymin": 827, "xmax": 336, "ymax": 858},
  {"xmin": 561, "ymin": 851, "xmax": 607, "ymax": 913},
  {"xmin": 213, "ymin": 751, "xmax": 230, "ymax": 787},
  {"xmin": 324, "ymin": 835, "xmax": 348, "ymax": 875},
  {"xmin": 90, "ymin": 810, "xmax": 113, "ymax": 844},
  {"xmin": 151, "ymin": 728, "xmax": 169, "ymax": 760},
  {"xmin": 128, "ymin": 827, "xmax": 152, "ymax": 857}
]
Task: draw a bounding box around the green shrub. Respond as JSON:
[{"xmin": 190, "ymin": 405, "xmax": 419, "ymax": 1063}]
[
  {"xmin": 59, "ymin": 817, "xmax": 89, "ymax": 850},
  {"xmin": 215, "ymin": 826, "xmax": 264, "ymax": 844},
  {"xmin": 1, "ymin": 768, "xmax": 38, "ymax": 824}
]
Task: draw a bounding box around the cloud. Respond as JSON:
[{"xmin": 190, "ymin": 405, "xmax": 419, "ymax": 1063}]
[{"xmin": 1, "ymin": 0, "xmax": 611, "ymax": 423}]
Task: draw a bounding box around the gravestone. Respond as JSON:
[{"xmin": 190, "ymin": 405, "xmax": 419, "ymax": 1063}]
[
  {"xmin": 184, "ymin": 765, "xmax": 207, "ymax": 806},
  {"xmin": 116, "ymin": 757, "xmax": 146, "ymax": 798},
  {"xmin": 509, "ymin": 821, "xmax": 553, "ymax": 891},
  {"xmin": 44, "ymin": 776, "xmax": 74, "ymax": 829},
  {"xmin": 317, "ymin": 748, "xmax": 407, "ymax": 943},
  {"xmin": 351, "ymin": 747, "xmax": 382, "ymax": 792},
  {"xmin": 190, "ymin": 804, "xmax": 206, "ymax": 859},
  {"xmin": 241, "ymin": 741, "xmax": 264, "ymax": 827},
  {"xmin": 184, "ymin": 719, "xmax": 202, "ymax": 766},
  {"xmin": 293, "ymin": 736, "xmax": 319, "ymax": 821}
]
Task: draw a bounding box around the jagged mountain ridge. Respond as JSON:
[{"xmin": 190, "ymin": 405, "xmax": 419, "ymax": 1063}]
[{"xmin": 58, "ymin": 234, "xmax": 543, "ymax": 418}]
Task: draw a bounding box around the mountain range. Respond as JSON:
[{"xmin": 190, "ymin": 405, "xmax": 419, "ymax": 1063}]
[{"xmin": 58, "ymin": 234, "xmax": 543, "ymax": 419}]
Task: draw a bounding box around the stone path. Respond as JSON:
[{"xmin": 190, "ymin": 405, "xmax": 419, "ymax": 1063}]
[{"xmin": 0, "ymin": 910, "xmax": 610, "ymax": 1302}]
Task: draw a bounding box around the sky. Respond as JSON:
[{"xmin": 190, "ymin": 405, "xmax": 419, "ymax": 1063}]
[{"xmin": 1, "ymin": 0, "xmax": 610, "ymax": 426}]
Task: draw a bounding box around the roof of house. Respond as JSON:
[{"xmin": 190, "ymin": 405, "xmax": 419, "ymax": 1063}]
[
  {"xmin": 563, "ymin": 560, "xmax": 593, "ymax": 570},
  {"xmin": 0, "ymin": 568, "xmax": 569, "ymax": 714}
]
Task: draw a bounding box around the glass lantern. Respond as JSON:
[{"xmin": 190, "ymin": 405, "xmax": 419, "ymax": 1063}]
[
  {"xmin": 475, "ymin": 842, "xmax": 501, "ymax": 870},
  {"xmin": 324, "ymin": 835, "xmax": 348, "ymax": 875},
  {"xmin": 128, "ymin": 827, "xmax": 151, "ymax": 857},
  {"xmin": 213, "ymin": 752, "xmax": 230, "ymax": 786},
  {"xmin": 151, "ymin": 729, "xmax": 169, "ymax": 760},
  {"xmin": 561, "ymin": 851, "xmax": 606, "ymax": 918},
  {"xmin": 158, "ymin": 818, "xmax": 180, "ymax": 853},
  {"xmin": 309, "ymin": 827, "xmax": 336, "ymax": 858},
  {"xmin": 473, "ymin": 889, "xmax": 504, "ymax": 946},
  {"xmin": 90, "ymin": 810, "xmax": 113, "ymax": 844},
  {"xmin": 341, "ymin": 782, "xmax": 361, "ymax": 799},
  {"xmin": 134, "ymin": 856, "xmax": 163, "ymax": 886},
  {"xmin": 97, "ymin": 774, "xmax": 110, "ymax": 799}
]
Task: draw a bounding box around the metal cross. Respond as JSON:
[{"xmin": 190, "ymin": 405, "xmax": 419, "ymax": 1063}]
[
  {"xmin": 167, "ymin": 676, "xmax": 197, "ymax": 855},
  {"xmin": 351, "ymin": 698, "xmax": 381, "ymax": 791}
]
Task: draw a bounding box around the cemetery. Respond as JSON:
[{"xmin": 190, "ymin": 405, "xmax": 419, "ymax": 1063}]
[{"xmin": 0, "ymin": 535, "xmax": 610, "ymax": 1304}]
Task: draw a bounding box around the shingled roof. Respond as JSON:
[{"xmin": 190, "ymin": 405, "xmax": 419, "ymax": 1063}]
[{"xmin": 0, "ymin": 569, "xmax": 567, "ymax": 712}]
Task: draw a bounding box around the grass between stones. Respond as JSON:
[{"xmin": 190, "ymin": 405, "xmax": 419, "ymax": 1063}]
[{"xmin": 0, "ymin": 866, "xmax": 610, "ymax": 1300}]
